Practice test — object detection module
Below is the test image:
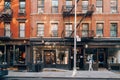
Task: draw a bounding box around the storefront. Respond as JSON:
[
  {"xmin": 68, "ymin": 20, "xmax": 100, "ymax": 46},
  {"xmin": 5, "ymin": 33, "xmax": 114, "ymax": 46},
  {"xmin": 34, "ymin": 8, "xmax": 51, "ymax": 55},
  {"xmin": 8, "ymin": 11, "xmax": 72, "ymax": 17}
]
[
  {"xmin": 0, "ymin": 38, "xmax": 30, "ymax": 71},
  {"xmin": 30, "ymin": 38, "xmax": 73, "ymax": 70},
  {"xmin": 29, "ymin": 37, "xmax": 120, "ymax": 71}
]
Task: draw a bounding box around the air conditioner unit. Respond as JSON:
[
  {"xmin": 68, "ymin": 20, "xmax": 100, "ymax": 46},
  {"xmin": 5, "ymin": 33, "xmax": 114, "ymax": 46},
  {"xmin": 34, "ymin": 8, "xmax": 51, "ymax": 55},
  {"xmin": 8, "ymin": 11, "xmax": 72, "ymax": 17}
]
[
  {"xmin": 38, "ymin": 8, "xmax": 44, "ymax": 14},
  {"xmin": 96, "ymin": 34, "xmax": 103, "ymax": 38},
  {"xmin": 19, "ymin": 9, "xmax": 25, "ymax": 14}
]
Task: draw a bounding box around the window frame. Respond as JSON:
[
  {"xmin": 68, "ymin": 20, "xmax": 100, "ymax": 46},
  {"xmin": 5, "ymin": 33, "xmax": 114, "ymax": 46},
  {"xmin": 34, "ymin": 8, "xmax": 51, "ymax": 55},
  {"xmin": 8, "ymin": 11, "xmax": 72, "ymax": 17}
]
[
  {"xmin": 51, "ymin": 23, "xmax": 58, "ymax": 37},
  {"xmin": 19, "ymin": 22, "xmax": 25, "ymax": 38},
  {"xmin": 51, "ymin": 0, "xmax": 58, "ymax": 13},
  {"xmin": 82, "ymin": 0, "xmax": 89, "ymax": 13},
  {"xmin": 4, "ymin": 22, "xmax": 11, "ymax": 37},
  {"xmin": 110, "ymin": 23, "xmax": 117, "ymax": 37},
  {"xmin": 19, "ymin": 0, "xmax": 26, "ymax": 14},
  {"xmin": 37, "ymin": 0, "xmax": 44, "ymax": 13},
  {"xmin": 96, "ymin": 0, "xmax": 103, "ymax": 13},
  {"xmin": 37, "ymin": 23, "xmax": 44, "ymax": 37},
  {"xmin": 96, "ymin": 23, "xmax": 104, "ymax": 37},
  {"xmin": 65, "ymin": 23, "xmax": 72, "ymax": 37},
  {"xmin": 110, "ymin": 0, "xmax": 118, "ymax": 13}
]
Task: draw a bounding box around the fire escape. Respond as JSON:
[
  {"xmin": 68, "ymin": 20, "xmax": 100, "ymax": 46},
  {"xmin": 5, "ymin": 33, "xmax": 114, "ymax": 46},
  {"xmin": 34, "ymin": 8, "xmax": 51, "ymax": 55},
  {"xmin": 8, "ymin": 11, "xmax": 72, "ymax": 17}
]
[
  {"xmin": 0, "ymin": 1, "xmax": 12, "ymax": 40},
  {"xmin": 62, "ymin": 0, "xmax": 95, "ymax": 39}
]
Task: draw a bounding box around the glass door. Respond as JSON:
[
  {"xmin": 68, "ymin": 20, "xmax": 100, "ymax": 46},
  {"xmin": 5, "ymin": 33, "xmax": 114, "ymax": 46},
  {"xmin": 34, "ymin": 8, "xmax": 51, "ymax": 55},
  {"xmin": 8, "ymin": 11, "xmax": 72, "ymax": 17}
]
[{"xmin": 44, "ymin": 50, "xmax": 56, "ymax": 67}]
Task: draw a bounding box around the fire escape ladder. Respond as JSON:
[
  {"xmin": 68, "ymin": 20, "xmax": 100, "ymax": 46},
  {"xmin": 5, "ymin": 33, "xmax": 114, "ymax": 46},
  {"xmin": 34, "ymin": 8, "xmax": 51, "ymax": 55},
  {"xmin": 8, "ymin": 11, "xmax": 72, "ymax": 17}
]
[
  {"xmin": 69, "ymin": 4, "xmax": 95, "ymax": 37},
  {"xmin": 0, "ymin": 2, "xmax": 13, "ymax": 22}
]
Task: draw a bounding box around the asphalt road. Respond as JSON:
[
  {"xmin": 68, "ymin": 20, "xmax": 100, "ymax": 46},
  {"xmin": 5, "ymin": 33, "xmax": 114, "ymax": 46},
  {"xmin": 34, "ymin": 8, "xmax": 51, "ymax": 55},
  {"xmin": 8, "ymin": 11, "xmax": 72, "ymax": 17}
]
[{"xmin": 1, "ymin": 77, "xmax": 120, "ymax": 80}]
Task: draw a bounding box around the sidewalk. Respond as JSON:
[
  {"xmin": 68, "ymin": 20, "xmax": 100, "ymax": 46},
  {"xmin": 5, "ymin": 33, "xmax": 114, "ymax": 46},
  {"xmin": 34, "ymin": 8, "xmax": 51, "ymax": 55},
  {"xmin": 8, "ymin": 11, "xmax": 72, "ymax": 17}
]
[{"xmin": 4, "ymin": 69, "xmax": 120, "ymax": 79}]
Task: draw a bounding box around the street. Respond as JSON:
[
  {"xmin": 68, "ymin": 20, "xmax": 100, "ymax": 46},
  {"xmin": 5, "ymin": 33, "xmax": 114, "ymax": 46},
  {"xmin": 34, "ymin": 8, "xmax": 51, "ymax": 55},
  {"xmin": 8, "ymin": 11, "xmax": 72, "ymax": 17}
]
[
  {"xmin": 1, "ymin": 70, "xmax": 120, "ymax": 80},
  {"xmin": 1, "ymin": 77, "xmax": 120, "ymax": 80}
]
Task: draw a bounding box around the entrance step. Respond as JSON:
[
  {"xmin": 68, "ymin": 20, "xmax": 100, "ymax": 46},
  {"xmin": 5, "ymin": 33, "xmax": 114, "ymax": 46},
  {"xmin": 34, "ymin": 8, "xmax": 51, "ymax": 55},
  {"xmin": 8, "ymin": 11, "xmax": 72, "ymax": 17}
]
[{"xmin": 43, "ymin": 68, "xmax": 68, "ymax": 72}]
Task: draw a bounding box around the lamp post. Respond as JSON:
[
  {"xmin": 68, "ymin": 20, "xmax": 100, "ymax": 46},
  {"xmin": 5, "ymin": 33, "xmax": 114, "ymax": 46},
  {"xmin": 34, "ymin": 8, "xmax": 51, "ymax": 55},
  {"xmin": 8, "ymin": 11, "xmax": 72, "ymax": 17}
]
[{"xmin": 72, "ymin": 0, "xmax": 77, "ymax": 76}]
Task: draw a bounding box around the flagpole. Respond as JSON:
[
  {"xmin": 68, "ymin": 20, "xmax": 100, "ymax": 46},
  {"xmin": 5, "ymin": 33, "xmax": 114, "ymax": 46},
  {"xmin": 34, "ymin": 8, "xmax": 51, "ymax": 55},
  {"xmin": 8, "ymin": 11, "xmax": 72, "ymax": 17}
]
[{"xmin": 72, "ymin": 0, "xmax": 77, "ymax": 77}]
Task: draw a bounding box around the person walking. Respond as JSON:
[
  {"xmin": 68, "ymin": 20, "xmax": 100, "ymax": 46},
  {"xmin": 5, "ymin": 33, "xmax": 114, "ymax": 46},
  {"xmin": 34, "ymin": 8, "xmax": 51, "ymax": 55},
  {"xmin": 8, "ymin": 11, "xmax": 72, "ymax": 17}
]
[{"xmin": 89, "ymin": 54, "xmax": 93, "ymax": 71}]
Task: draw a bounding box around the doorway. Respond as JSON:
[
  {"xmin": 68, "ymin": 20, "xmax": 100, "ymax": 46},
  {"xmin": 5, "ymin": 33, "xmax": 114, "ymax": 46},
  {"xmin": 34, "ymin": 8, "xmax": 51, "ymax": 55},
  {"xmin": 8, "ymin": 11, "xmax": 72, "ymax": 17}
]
[
  {"xmin": 44, "ymin": 50, "xmax": 56, "ymax": 67},
  {"xmin": 98, "ymin": 53, "xmax": 105, "ymax": 68}
]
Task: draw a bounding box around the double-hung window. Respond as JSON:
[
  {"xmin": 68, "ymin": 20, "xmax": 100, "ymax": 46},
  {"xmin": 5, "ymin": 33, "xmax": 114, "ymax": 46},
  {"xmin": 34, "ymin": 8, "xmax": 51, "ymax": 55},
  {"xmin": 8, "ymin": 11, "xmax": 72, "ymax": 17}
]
[
  {"xmin": 19, "ymin": 0, "xmax": 25, "ymax": 14},
  {"xmin": 65, "ymin": 23, "xmax": 72, "ymax": 37},
  {"xmin": 19, "ymin": 23, "xmax": 25, "ymax": 38},
  {"xmin": 5, "ymin": 23, "xmax": 11, "ymax": 37},
  {"xmin": 96, "ymin": 0, "xmax": 103, "ymax": 13},
  {"xmin": 51, "ymin": 23, "xmax": 58, "ymax": 37},
  {"xmin": 82, "ymin": 23, "xmax": 89, "ymax": 37},
  {"xmin": 37, "ymin": 23, "xmax": 44, "ymax": 37},
  {"xmin": 38, "ymin": 0, "xmax": 44, "ymax": 13},
  {"xmin": 82, "ymin": 0, "xmax": 88, "ymax": 13},
  {"xmin": 110, "ymin": 23, "xmax": 117, "ymax": 37},
  {"xmin": 66, "ymin": 0, "xmax": 72, "ymax": 11},
  {"xmin": 52, "ymin": 0, "xmax": 58, "ymax": 13},
  {"xmin": 96, "ymin": 23, "xmax": 103, "ymax": 37},
  {"xmin": 110, "ymin": 0, "xmax": 117, "ymax": 13}
]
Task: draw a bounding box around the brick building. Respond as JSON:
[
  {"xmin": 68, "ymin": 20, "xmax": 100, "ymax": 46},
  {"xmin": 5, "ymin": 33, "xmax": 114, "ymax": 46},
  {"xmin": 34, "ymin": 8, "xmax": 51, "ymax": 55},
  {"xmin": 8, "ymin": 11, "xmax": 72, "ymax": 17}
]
[
  {"xmin": 0, "ymin": 0, "xmax": 30, "ymax": 70},
  {"xmin": 30, "ymin": 0, "xmax": 120, "ymax": 71}
]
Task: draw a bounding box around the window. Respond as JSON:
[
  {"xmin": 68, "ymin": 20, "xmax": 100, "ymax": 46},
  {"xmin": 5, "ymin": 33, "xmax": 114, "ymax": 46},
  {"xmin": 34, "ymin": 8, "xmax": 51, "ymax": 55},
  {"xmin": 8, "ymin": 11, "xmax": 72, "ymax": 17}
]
[
  {"xmin": 5, "ymin": 0, "xmax": 11, "ymax": 9},
  {"xmin": 4, "ymin": 23, "xmax": 11, "ymax": 37},
  {"xmin": 65, "ymin": 23, "xmax": 72, "ymax": 37},
  {"xmin": 56, "ymin": 49, "xmax": 69, "ymax": 64},
  {"xmin": 51, "ymin": 23, "xmax": 58, "ymax": 37},
  {"xmin": 82, "ymin": 23, "xmax": 89, "ymax": 37},
  {"xmin": 96, "ymin": 0, "xmax": 103, "ymax": 13},
  {"xmin": 110, "ymin": 0, "xmax": 117, "ymax": 13},
  {"xmin": 66, "ymin": 0, "xmax": 72, "ymax": 11},
  {"xmin": 14, "ymin": 45, "xmax": 26, "ymax": 64},
  {"xmin": 110, "ymin": 23, "xmax": 117, "ymax": 37},
  {"xmin": 82, "ymin": 0, "xmax": 88, "ymax": 13},
  {"xmin": 19, "ymin": 0, "xmax": 25, "ymax": 14},
  {"xmin": 96, "ymin": 23, "xmax": 103, "ymax": 37},
  {"xmin": 37, "ymin": 23, "xmax": 44, "ymax": 37},
  {"xmin": 52, "ymin": 0, "xmax": 58, "ymax": 13},
  {"xmin": 38, "ymin": 0, "xmax": 44, "ymax": 13},
  {"xmin": 19, "ymin": 23, "xmax": 25, "ymax": 37}
]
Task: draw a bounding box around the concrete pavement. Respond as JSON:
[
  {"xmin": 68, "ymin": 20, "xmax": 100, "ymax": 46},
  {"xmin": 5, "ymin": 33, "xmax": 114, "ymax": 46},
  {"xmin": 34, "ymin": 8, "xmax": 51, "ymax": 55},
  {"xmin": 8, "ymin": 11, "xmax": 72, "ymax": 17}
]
[{"xmin": 3, "ymin": 69, "xmax": 120, "ymax": 79}]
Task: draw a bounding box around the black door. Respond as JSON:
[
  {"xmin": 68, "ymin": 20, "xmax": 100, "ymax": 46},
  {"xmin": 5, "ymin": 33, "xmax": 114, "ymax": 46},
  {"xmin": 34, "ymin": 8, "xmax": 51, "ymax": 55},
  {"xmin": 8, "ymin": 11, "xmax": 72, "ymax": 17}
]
[
  {"xmin": 44, "ymin": 50, "xmax": 56, "ymax": 67},
  {"xmin": 98, "ymin": 53, "xmax": 105, "ymax": 68}
]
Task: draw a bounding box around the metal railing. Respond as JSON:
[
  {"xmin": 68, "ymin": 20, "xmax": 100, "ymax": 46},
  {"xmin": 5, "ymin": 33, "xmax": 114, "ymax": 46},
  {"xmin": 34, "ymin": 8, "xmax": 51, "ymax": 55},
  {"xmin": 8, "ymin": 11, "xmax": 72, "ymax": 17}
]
[
  {"xmin": 0, "ymin": 8, "xmax": 13, "ymax": 22},
  {"xmin": 63, "ymin": 30, "xmax": 95, "ymax": 38},
  {"xmin": 62, "ymin": 4, "xmax": 95, "ymax": 16}
]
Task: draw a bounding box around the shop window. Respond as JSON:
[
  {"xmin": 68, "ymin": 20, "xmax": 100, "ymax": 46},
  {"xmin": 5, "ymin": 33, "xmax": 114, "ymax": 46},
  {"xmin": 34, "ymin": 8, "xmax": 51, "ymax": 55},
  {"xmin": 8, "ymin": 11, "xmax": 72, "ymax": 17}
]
[
  {"xmin": 108, "ymin": 48, "xmax": 119, "ymax": 64},
  {"xmin": 14, "ymin": 45, "xmax": 26, "ymax": 64},
  {"xmin": 37, "ymin": 23, "xmax": 44, "ymax": 37},
  {"xmin": 82, "ymin": 23, "xmax": 89, "ymax": 37},
  {"xmin": 110, "ymin": 23, "xmax": 117, "ymax": 37},
  {"xmin": 0, "ymin": 46, "xmax": 4, "ymax": 64},
  {"xmin": 19, "ymin": 22, "xmax": 25, "ymax": 38},
  {"xmin": 82, "ymin": 0, "xmax": 88, "ymax": 13},
  {"xmin": 38, "ymin": 0, "xmax": 44, "ymax": 14},
  {"xmin": 65, "ymin": 23, "xmax": 72, "ymax": 37},
  {"xmin": 4, "ymin": 22, "xmax": 11, "ymax": 37},
  {"xmin": 51, "ymin": 23, "xmax": 58, "ymax": 37},
  {"xmin": 96, "ymin": 0, "xmax": 103, "ymax": 13},
  {"xmin": 52, "ymin": 0, "xmax": 58, "ymax": 13},
  {"xmin": 33, "ymin": 46, "xmax": 42, "ymax": 64},
  {"xmin": 96, "ymin": 23, "xmax": 103, "ymax": 37},
  {"xmin": 19, "ymin": 0, "xmax": 26, "ymax": 15},
  {"xmin": 56, "ymin": 50, "xmax": 69, "ymax": 64},
  {"xmin": 110, "ymin": 0, "xmax": 118, "ymax": 13}
]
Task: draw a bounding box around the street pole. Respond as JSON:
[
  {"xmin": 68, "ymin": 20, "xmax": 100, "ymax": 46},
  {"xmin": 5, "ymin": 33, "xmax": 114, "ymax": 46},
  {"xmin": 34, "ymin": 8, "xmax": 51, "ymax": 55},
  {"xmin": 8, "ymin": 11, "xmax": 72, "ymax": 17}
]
[{"xmin": 72, "ymin": 0, "xmax": 77, "ymax": 77}]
